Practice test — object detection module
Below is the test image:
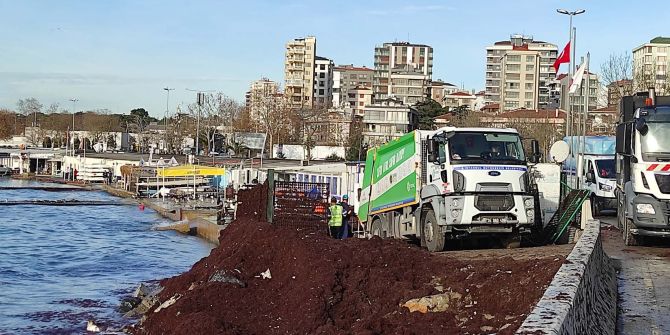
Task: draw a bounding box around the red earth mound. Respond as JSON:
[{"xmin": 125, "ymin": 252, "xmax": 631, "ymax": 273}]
[{"xmin": 133, "ymin": 213, "xmax": 563, "ymax": 334}]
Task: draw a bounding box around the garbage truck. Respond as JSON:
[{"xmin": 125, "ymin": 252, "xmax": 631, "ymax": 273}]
[
  {"xmin": 616, "ymin": 88, "xmax": 670, "ymax": 246},
  {"xmin": 562, "ymin": 136, "xmax": 616, "ymax": 216},
  {"xmin": 357, "ymin": 127, "xmax": 542, "ymax": 251}
]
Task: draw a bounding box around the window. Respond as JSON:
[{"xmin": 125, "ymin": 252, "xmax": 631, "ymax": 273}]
[
  {"xmin": 507, "ymin": 91, "xmax": 519, "ymax": 98},
  {"xmin": 658, "ymin": 56, "xmax": 667, "ymax": 63},
  {"xmin": 526, "ymin": 55, "xmax": 535, "ymax": 62},
  {"xmin": 526, "ymin": 64, "xmax": 535, "ymax": 71},
  {"xmin": 319, "ymin": 73, "xmax": 325, "ymax": 78},
  {"xmin": 506, "ymin": 64, "xmax": 520, "ymax": 71},
  {"xmin": 659, "ymin": 47, "xmax": 667, "ymax": 53},
  {"xmin": 645, "ymin": 55, "xmax": 652, "ymax": 62},
  {"xmin": 320, "ymin": 64, "xmax": 325, "ymax": 70},
  {"xmin": 507, "ymin": 55, "xmax": 521, "ymax": 62},
  {"xmin": 647, "ymin": 46, "xmax": 653, "ymax": 53},
  {"xmin": 319, "ymin": 81, "xmax": 324, "ymax": 87},
  {"xmin": 525, "ymin": 92, "xmax": 534, "ymax": 99},
  {"xmin": 525, "ymin": 74, "xmax": 534, "ymax": 80},
  {"xmin": 319, "ymin": 89, "xmax": 325, "ymax": 95},
  {"xmin": 359, "ymin": 101, "xmax": 364, "ymax": 106},
  {"xmin": 524, "ymin": 101, "xmax": 533, "ymax": 108}
]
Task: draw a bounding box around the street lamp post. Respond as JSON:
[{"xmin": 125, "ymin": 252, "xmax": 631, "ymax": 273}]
[
  {"xmin": 163, "ymin": 87, "xmax": 174, "ymax": 153},
  {"xmin": 557, "ymin": 8, "xmax": 585, "ymax": 188},
  {"xmin": 69, "ymin": 98, "xmax": 78, "ymax": 157}
]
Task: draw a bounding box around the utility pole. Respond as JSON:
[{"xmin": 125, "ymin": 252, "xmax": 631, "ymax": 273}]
[
  {"xmin": 163, "ymin": 87, "xmax": 174, "ymax": 153},
  {"xmin": 69, "ymin": 98, "xmax": 78, "ymax": 157},
  {"xmin": 186, "ymin": 89, "xmax": 216, "ymax": 157}
]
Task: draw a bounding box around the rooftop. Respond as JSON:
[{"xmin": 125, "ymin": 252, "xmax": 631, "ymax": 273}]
[
  {"xmin": 333, "ymin": 65, "xmax": 373, "ymax": 72},
  {"xmin": 650, "ymin": 36, "xmax": 670, "ymax": 44}
]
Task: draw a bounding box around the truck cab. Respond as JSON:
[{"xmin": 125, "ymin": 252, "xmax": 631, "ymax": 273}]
[
  {"xmin": 616, "ymin": 89, "xmax": 670, "ymax": 245},
  {"xmin": 583, "ymin": 155, "xmax": 616, "ymax": 215}
]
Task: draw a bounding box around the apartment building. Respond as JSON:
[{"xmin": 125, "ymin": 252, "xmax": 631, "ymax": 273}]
[
  {"xmin": 373, "ymin": 42, "xmax": 433, "ymax": 102},
  {"xmin": 247, "ymin": 78, "xmax": 281, "ymax": 121},
  {"xmin": 485, "ymin": 35, "xmax": 558, "ymax": 110},
  {"xmin": 362, "ymin": 98, "xmax": 418, "ymax": 146},
  {"xmin": 429, "ymin": 81, "xmax": 459, "ymax": 104},
  {"xmin": 388, "ymin": 66, "xmax": 430, "ymax": 105},
  {"xmin": 557, "ymin": 72, "xmax": 599, "ymax": 113},
  {"xmin": 347, "ymin": 86, "xmax": 373, "ymax": 117},
  {"xmin": 332, "ymin": 65, "xmax": 373, "ymax": 108},
  {"xmin": 632, "ymin": 36, "xmax": 670, "ymax": 94},
  {"xmin": 285, "ymin": 36, "xmax": 317, "ymax": 109},
  {"xmin": 443, "ymin": 91, "xmax": 477, "ymax": 111},
  {"xmin": 607, "ymin": 79, "xmax": 633, "ymax": 107},
  {"xmin": 314, "ymin": 56, "xmax": 334, "ymax": 107}
]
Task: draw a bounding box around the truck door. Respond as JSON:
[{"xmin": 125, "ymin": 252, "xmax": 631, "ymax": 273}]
[{"xmin": 427, "ymin": 143, "xmax": 448, "ymax": 192}]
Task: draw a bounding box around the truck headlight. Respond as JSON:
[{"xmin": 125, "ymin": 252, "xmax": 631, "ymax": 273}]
[
  {"xmin": 451, "ymin": 198, "xmax": 460, "ymax": 208},
  {"xmin": 598, "ymin": 183, "xmax": 613, "ymax": 191},
  {"xmin": 524, "ymin": 198, "xmax": 533, "ymax": 208},
  {"xmin": 451, "ymin": 209, "xmax": 460, "ymax": 217},
  {"xmin": 636, "ymin": 203, "xmax": 655, "ymax": 215}
]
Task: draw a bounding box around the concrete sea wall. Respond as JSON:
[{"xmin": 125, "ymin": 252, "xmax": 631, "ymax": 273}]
[{"xmin": 516, "ymin": 219, "xmax": 617, "ymax": 335}]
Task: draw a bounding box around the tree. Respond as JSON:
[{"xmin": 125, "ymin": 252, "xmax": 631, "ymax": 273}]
[
  {"xmin": 450, "ymin": 107, "xmax": 483, "ymax": 128},
  {"xmin": 107, "ymin": 134, "xmax": 117, "ymax": 150},
  {"xmin": 0, "ymin": 109, "xmax": 14, "ymax": 139},
  {"xmin": 294, "ymin": 105, "xmax": 331, "ymax": 161},
  {"xmin": 600, "ymin": 52, "xmax": 634, "ymax": 107},
  {"xmin": 17, "ymin": 98, "xmax": 43, "ymax": 127},
  {"xmin": 345, "ymin": 120, "xmax": 367, "ymax": 161},
  {"xmin": 415, "ymin": 99, "xmax": 447, "ymax": 130}
]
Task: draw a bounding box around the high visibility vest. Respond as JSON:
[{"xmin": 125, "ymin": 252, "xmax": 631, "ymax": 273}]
[{"xmin": 328, "ymin": 205, "xmax": 343, "ymax": 227}]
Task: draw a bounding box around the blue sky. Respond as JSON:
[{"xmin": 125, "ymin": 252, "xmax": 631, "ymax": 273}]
[{"xmin": 0, "ymin": 0, "xmax": 666, "ymax": 117}]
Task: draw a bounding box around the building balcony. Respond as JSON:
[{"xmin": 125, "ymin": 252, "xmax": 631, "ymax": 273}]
[
  {"xmin": 287, "ymin": 56, "xmax": 304, "ymax": 62},
  {"xmin": 288, "ymin": 47, "xmax": 305, "ymax": 53},
  {"xmin": 286, "ymin": 79, "xmax": 304, "ymax": 87},
  {"xmin": 286, "ymin": 65, "xmax": 303, "ymax": 71}
]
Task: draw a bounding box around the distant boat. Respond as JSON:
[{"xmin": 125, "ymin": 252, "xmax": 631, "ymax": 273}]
[{"xmin": 0, "ymin": 165, "xmax": 11, "ymax": 177}]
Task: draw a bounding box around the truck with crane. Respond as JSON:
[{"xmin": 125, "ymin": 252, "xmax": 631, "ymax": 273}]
[
  {"xmin": 616, "ymin": 88, "xmax": 670, "ymax": 245},
  {"xmin": 357, "ymin": 127, "xmax": 542, "ymax": 251}
]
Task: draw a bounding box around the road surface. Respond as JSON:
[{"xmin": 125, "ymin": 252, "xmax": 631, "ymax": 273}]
[{"xmin": 599, "ymin": 215, "xmax": 670, "ymax": 335}]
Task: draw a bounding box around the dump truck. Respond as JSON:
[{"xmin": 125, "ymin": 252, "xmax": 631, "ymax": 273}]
[
  {"xmin": 616, "ymin": 88, "xmax": 670, "ymax": 246},
  {"xmin": 357, "ymin": 127, "xmax": 541, "ymax": 251}
]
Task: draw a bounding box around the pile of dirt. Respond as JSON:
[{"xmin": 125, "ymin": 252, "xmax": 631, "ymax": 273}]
[
  {"xmin": 132, "ymin": 195, "xmax": 564, "ymax": 335},
  {"xmin": 234, "ymin": 182, "xmax": 268, "ymax": 221}
]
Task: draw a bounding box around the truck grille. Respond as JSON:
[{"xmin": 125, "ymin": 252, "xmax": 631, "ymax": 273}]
[
  {"xmin": 476, "ymin": 183, "xmax": 512, "ymax": 192},
  {"xmin": 475, "ymin": 194, "xmax": 514, "ymax": 211},
  {"xmin": 656, "ymin": 174, "xmax": 670, "ymax": 194}
]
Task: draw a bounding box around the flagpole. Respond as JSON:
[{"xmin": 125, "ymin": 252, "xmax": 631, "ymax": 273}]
[{"xmin": 580, "ymin": 53, "xmax": 590, "ymax": 187}]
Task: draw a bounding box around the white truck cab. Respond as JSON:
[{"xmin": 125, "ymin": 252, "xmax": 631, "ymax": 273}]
[{"xmin": 581, "ymin": 155, "xmax": 616, "ymax": 215}]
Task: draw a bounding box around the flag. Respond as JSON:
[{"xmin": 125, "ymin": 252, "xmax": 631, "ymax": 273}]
[
  {"xmin": 552, "ymin": 42, "xmax": 570, "ymax": 73},
  {"xmin": 568, "ymin": 53, "xmax": 590, "ymax": 94}
]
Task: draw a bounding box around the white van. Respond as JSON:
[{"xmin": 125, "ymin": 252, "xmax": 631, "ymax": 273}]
[{"xmin": 565, "ymin": 154, "xmax": 616, "ymax": 216}]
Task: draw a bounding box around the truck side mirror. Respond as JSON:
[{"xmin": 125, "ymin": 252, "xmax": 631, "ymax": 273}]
[
  {"xmin": 427, "ymin": 139, "xmax": 438, "ymax": 162},
  {"xmin": 529, "ymin": 140, "xmax": 541, "ymax": 163},
  {"xmin": 586, "ymin": 172, "xmax": 595, "ymax": 183},
  {"xmin": 635, "ymin": 118, "xmax": 648, "ymax": 135}
]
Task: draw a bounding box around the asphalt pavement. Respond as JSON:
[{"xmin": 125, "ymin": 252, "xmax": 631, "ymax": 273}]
[{"xmin": 599, "ymin": 215, "xmax": 670, "ymax": 335}]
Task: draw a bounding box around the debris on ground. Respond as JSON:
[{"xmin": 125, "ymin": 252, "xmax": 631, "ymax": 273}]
[{"xmin": 130, "ymin": 184, "xmax": 564, "ymax": 335}]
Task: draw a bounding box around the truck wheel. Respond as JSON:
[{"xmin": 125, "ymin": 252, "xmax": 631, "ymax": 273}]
[
  {"xmin": 422, "ymin": 209, "xmax": 445, "ymax": 252},
  {"xmin": 623, "ymin": 219, "xmax": 642, "ymax": 246},
  {"xmin": 370, "ymin": 218, "xmax": 386, "ymax": 238},
  {"xmin": 591, "ymin": 197, "xmax": 600, "ymax": 217}
]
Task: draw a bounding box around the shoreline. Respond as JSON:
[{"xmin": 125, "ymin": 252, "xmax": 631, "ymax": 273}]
[{"xmin": 9, "ymin": 175, "xmax": 225, "ymax": 245}]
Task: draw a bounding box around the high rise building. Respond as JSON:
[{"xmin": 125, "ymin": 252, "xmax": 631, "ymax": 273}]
[
  {"xmin": 332, "ymin": 65, "xmax": 373, "ymax": 108},
  {"xmin": 314, "ymin": 56, "xmax": 334, "ymax": 107},
  {"xmin": 373, "ymin": 42, "xmax": 433, "ymax": 103},
  {"xmin": 485, "ymin": 35, "xmax": 557, "ymax": 111},
  {"xmin": 247, "ymin": 78, "xmax": 281, "ymax": 122},
  {"xmin": 284, "ymin": 36, "xmax": 317, "ymax": 109},
  {"xmin": 632, "ymin": 36, "xmax": 670, "ymax": 95}
]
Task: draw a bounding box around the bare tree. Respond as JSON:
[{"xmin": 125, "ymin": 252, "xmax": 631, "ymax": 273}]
[
  {"xmin": 17, "ymin": 98, "xmax": 43, "ymax": 129},
  {"xmin": 600, "ymin": 53, "xmax": 634, "ymax": 107}
]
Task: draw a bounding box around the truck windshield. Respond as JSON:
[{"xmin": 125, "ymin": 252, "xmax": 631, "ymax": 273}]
[
  {"xmin": 448, "ymin": 132, "xmax": 525, "ymax": 165},
  {"xmin": 640, "ymin": 107, "xmax": 670, "ymax": 160},
  {"xmin": 595, "ymin": 159, "xmax": 615, "ymax": 179}
]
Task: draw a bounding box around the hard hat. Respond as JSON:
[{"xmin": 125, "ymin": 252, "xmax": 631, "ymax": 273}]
[{"xmin": 342, "ymin": 194, "xmax": 349, "ymax": 200}]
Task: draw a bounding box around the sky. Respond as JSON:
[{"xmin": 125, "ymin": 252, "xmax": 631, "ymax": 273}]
[{"xmin": 0, "ymin": 0, "xmax": 667, "ymax": 118}]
